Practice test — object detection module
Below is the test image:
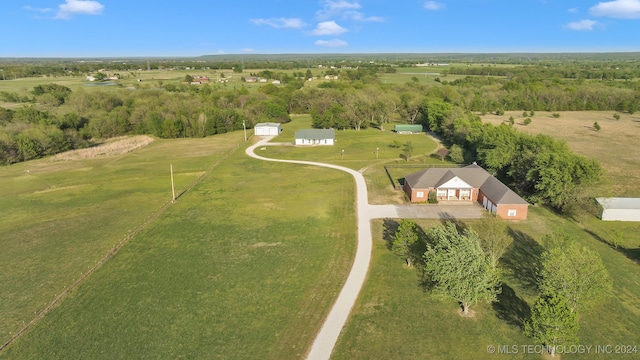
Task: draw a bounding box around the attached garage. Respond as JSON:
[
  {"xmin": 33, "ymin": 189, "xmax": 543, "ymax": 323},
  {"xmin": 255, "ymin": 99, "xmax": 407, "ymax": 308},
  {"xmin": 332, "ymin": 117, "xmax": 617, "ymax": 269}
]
[
  {"xmin": 254, "ymin": 122, "xmax": 281, "ymax": 136},
  {"xmin": 596, "ymin": 197, "xmax": 640, "ymax": 222}
]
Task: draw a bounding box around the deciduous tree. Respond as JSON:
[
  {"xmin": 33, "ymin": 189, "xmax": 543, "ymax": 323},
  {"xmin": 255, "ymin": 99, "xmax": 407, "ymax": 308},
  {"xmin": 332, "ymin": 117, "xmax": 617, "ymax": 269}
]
[
  {"xmin": 392, "ymin": 219, "xmax": 421, "ymax": 267},
  {"xmin": 475, "ymin": 212, "xmax": 513, "ymax": 268},
  {"xmin": 524, "ymin": 294, "xmax": 579, "ymax": 357},
  {"xmin": 539, "ymin": 233, "xmax": 612, "ymax": 313},
  {"xmin": 423, "ymin": 222, "xmax": 500, "ymax": 316}
]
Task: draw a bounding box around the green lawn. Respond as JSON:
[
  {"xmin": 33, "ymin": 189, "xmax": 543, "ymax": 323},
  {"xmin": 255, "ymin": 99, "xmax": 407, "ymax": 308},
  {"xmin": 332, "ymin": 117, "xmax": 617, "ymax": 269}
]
[
  {"xmin": 1, "ymin": 133, "xmax": 357, "ymax": 359},
  {"xmin": 261, "ymin": 115, "xmax": 440, "ymax": 170},
  {"xmin": 333, "ymin": 207, "xmax": 640, "ymax": 359}
]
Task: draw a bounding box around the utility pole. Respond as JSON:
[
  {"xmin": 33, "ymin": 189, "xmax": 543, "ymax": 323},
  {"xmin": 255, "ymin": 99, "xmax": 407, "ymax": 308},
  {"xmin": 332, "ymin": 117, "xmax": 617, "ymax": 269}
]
[
  {"xmin": 170, "ymin": 164, "xmax": 176, "ymax": 202},
  {"xmin": 243, "ymin": 120, "xmax": 247, "ymax": 142}
]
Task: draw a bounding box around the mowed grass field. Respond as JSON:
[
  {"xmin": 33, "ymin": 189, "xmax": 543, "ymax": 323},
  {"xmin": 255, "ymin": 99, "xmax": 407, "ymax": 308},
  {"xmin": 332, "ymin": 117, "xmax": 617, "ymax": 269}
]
[
  {"xmin": 334, "ymin": 206, "xmax": 640, "ymax": 360},
  {"xmin": 1, "ymin": 128, "xmax": 357, "ymax": 359},
  {"xmin": 0, "ymin": 134, "xmax": 241, "ymax": 348},
  {"xmin": 261, "ymin": 115, "xmax": 440, "ymax": 171}
]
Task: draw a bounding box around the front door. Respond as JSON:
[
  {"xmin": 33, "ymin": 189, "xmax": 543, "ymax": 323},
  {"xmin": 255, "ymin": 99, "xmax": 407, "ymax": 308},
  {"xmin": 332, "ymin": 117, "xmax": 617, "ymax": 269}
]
[{"xmin": 448, "ymin": 189, "xmax": 456, "ymax": 200}]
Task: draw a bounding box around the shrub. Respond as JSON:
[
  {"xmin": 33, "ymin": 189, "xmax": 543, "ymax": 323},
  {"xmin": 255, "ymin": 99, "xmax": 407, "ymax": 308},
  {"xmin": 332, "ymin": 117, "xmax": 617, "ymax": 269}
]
[
  {"xmin": 523, "ymin": 118, "xmax": 532, "ymax": 125},
  {"xmin": 428, "ymin": 190, "xmax": 439, "ymax": 204},
  {"xmin": 593, "ymin": 122, "xmax": 601, "ymax": 131},
  {"xmin": 552, "ymin": 113, "xmax": 560, "ymax": 118},
  {"xmin": 613, "ymin": 113, "xmax": 620, "ymax": 120}
]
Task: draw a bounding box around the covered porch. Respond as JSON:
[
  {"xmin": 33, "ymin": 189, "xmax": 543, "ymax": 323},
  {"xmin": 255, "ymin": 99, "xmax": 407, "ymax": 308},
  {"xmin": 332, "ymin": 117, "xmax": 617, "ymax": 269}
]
[{"xmin": 435, "ymin": 187, "xmax": 474, "ymax": 202}]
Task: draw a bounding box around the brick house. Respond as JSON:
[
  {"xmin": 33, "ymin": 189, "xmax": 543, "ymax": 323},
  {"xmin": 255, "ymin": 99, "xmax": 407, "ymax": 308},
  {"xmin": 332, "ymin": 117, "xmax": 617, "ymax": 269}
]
[{"xmin": 403, "ymin": 164, "xmax": 529, "ymax": 220}]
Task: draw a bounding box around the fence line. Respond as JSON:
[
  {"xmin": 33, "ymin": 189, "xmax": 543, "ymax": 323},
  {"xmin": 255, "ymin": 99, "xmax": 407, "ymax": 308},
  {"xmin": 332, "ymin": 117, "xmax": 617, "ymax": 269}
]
[{"xmin": 0, "ymin": 145, "xmax": 239, "ymax": 353}]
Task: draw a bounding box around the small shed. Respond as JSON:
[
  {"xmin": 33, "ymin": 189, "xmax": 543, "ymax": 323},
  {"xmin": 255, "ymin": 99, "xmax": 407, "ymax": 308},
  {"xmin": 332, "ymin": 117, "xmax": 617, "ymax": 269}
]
[
  {"xmin": 394, "ymin": 124, "xmax": 423, "ymax": 134},
  {"xmin": 596, "ymin": 197, "xmax": 640, "ymax": 221},
  {"xmin": 294, "ymin": 129, "xmax": 335, "ymax": 145},
  {"xmin": 254, "ymin": 122, "xmax": 281, "ymax": 136}
]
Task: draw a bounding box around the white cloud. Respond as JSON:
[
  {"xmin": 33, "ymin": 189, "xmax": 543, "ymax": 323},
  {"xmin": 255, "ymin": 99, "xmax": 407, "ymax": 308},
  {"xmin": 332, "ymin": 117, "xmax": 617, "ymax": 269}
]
[
  {"xmin": 566, "ymin": 19, "xmax": 599, "ymax": 30},
  {"xmin": 424, "ymin": 1, "xmax": 446, "ymax": 11},
  {"xmin": 315, "ymin": 39, "xmax": 348, "ymax": 47},
  {"xmin": 250, "ymin": 18, "xmax": 307, "ymax": 29},
  {"xmin": 343, "ymin": 11, "xmax": 385, "ymax": 22},
  {"xmin": 590, "ymin": 0, "xmax": 640, "ymax": 19},
  {"xmin": 24, "ymin": 6, "xmax": 53, "ymax": 13},
  {"xmin": 316, "ymin": 0, "xmax": 361, "ymax": 19},
  {"xmin": 55, "ymin": 0, "xmax": 104, "ymax": 19},
  {"xmin": 311, "ymin": 21, "xmax": 348, "ymax": 35},
  {"xmin": 241, "ymin": 48, "xmax": 254, "ymax": 53},
  {"xmin": 568, "ymin": 7, "xmax": 579, "ymax": 13}
]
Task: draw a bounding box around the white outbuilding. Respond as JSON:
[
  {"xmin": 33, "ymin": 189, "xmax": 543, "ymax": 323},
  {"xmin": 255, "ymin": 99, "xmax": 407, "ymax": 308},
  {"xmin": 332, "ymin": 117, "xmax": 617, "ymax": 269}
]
[
  {"xmin": 254, "ymin": 122, "xmax": 282, "ymax": 136},
  {"xmin": 596, "ymin": 197, "xmax": 640, "ymax": 222}
]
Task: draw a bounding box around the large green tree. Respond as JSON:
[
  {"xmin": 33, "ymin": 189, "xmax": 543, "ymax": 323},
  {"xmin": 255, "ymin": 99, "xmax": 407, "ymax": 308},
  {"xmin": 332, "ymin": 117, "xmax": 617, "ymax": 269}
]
[
  {"xmin": 539, "ymin": 233, "xmax": 612, "ymax": 313},
  {"xmin": 392, "ymin": 219, "xmax": 421, "ymax": 268},
  {"xmin": 524, "ymin": 294, "xmax": 579, "ymax": 357},
  {"xmin": 474, "ymin": 212, "xmax": 513, "ymax": 268},
  {"xmin": 423, "ymin": 222, "xmax": 500, "ymax": 316},
  {"xmin": 527, "ymin": 151, "xmax": 602, "ymax": 212}
]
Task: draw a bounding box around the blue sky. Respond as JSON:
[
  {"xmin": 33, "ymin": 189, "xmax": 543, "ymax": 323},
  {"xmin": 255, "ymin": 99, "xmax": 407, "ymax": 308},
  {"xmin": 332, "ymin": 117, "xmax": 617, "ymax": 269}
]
[{"xmin": 3, "ymin": 0, "xmax": 640, "ymax": 57}]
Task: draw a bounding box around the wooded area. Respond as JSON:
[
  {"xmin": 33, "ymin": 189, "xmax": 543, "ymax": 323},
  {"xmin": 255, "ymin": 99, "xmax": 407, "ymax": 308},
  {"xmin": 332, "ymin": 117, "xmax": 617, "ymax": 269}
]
[{"xmin": 1, "ymin": 57, "xmax": 636, "ymax": 213}]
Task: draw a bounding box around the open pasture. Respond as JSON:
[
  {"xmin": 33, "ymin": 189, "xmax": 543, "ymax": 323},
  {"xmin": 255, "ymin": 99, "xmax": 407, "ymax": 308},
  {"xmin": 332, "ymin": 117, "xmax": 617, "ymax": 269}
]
[
  {"xmin": 0, "ymin": 133, "xmax": 241, "ymax": 350},
  {"xmin": 1, "ymin": 130, "xmax": 357, "ymax": 359},
  {"xmin": 481, "ymin": 111, "xmax": 640, "ymax": 197}
]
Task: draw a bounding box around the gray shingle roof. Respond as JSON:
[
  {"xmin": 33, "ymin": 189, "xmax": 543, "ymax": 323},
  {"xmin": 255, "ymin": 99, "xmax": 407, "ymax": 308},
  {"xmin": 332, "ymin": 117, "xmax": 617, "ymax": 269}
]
[{"xmin": 405, "ymin": 164, "xmax": 528, "ymax": 205}]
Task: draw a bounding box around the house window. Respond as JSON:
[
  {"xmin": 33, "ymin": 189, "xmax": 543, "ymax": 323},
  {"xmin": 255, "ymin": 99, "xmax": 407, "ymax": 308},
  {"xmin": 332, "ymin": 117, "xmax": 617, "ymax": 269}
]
[
  {"xmin": 460, "ymin": 189, "xmax": 471, "ymax": 199},
  {"xmin": 437, "ymin": 189, "xmax": 447, "ymax": 197},
  {"xmin": 416, "ymin": 191, "xmax": 424, "ymax": 198},
  {"xmin": 507, "ymin": 209, "xmax": 517, "ymax": 217}
]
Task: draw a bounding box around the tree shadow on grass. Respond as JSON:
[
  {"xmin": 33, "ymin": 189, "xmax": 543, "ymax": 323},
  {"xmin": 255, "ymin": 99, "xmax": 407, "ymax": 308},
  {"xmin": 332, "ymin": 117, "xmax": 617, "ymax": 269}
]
[
  {"xmin": 382, "ymin": 219, "xmax": 399, "ymax": 250},
  {"xmin": 501, "ymin": 229, "xmax": 544, "ymax": 296},
  {"xmin": 492, "ymin": 283, "xmax": 531, "ymax": 329},
  {"xmin": 584, "ymin": 228, "xmax": 640, "ymax": 266}
]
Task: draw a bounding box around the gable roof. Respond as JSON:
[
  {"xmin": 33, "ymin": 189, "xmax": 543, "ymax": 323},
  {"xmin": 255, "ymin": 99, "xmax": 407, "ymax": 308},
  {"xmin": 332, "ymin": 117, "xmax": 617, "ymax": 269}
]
[
  {"xmin": 596, "ymin": 197, "xmax": 640, "ymax": 210},
  {"xmin": 294, "ymin": 129, "xmax": 335, "ymax": 140},
  {"xmin": 255, "ymin": 122, "xmax": 281, "ymax": 128},
  {"xmin": 405, "ymin": 164, "xmax": 528, "ymax": 205}
]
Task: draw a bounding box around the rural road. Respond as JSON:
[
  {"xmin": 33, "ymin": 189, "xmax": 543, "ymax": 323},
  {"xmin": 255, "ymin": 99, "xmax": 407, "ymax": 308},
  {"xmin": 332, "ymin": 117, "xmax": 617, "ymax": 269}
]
[{"xmin": 246, "ymin": 137, "xmax": 482, "ymax": 360}]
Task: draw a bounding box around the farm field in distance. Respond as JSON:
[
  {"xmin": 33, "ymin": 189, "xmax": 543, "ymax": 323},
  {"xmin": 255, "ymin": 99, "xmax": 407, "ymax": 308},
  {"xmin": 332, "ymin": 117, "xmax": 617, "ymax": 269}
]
[
  {"xmin": 481, "ymin": 111, "xmax": 640, "ymax": 197},
  {"xmin": 2, "ymin": 53, "xmax": 640, "ymax": 359}
]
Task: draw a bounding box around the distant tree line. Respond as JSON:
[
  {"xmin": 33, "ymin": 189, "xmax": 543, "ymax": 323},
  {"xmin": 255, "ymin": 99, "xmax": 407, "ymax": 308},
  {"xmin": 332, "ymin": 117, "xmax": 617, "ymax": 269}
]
[
  {"xmin": 0, "ymin": 82, "xmax": 296, "ymax": 165},
  {"xmin": 3, "ymin": 61, "xmax": 634, "ymax": 213}
]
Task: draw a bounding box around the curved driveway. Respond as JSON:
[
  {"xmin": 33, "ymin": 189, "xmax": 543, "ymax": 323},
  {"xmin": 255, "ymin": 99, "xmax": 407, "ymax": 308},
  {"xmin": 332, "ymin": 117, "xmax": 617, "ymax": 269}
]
[{"xmin": 246, "ymin": 137, "xmax": 482, "ymax": 360}]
